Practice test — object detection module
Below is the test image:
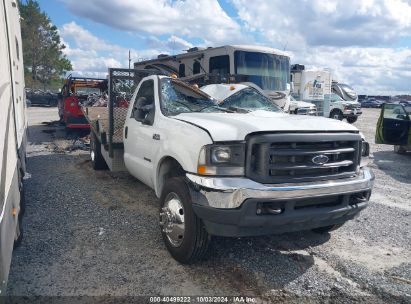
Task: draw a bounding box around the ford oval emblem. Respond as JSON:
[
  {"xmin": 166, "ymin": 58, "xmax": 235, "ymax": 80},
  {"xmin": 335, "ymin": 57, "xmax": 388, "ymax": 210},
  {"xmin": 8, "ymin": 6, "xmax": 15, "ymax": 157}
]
[{"xmin": 312, "ymin": 154, "xmax": 329, "ymax": 165}]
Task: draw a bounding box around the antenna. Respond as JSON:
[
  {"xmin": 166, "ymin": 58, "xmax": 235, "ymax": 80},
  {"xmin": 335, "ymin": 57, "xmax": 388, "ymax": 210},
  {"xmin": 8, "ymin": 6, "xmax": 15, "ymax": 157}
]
[{"xmin": 283, "ymin": 41, "xmax": 288, "ymax": 51}]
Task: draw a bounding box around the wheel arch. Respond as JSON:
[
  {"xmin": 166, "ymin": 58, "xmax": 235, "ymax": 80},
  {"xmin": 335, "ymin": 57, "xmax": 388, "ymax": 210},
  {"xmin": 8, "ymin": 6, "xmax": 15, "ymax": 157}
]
[{"xmin": 155, "ymin": 156, "xmax": 186, "ymax": 197}]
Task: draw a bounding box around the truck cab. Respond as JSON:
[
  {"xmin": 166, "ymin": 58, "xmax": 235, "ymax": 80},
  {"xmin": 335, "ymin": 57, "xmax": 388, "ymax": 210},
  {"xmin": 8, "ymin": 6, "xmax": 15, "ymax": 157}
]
[
  {"xmin": 376, "ymin": 103, "xmax": 411, "ymax": 154},
  {"xmin": 324, "ymin": 93, "xmax": 362, "ymax": 123}
]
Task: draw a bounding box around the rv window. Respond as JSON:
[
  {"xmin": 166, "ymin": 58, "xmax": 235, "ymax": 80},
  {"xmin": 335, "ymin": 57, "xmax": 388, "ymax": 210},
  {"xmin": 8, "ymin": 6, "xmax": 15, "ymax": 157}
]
[
  {"xmin": 234, "ymin": 51, "xmax": 290, "ymax": 91},
  {"xmin": 209, "ymin": 55, "xmax": 230, "ymax": 76},
  {"xmin": 179, "ymin": 64, "xmax": 185, "ymax": 77},
  {"xmin": 193, "ymin": 61, "xmax": 201, "ymax": 74},
  {"xmin": 15, "ymin": 37, "xmax": 19, "ymax": 60}
]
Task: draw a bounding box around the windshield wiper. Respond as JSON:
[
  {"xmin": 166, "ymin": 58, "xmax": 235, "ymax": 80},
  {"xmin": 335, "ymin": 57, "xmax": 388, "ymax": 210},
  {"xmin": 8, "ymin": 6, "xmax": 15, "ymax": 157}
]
[
  {"xmin": 199, "ymin": 105, "xmax": 234, "ymax": 113},
  {"xmin": 228, "ymin": 106, "xmax": 251, "ymax": 113}
]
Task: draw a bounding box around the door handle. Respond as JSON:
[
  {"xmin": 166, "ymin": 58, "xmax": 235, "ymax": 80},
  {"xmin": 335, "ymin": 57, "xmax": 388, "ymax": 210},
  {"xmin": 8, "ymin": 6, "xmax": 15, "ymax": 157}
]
[{"xmin": 125, "ymin": 126, "xmax": 128, "ymax": 139}]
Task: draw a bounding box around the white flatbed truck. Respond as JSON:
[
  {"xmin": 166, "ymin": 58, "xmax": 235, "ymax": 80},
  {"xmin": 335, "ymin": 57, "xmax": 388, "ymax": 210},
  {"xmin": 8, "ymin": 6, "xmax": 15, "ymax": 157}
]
[{"xmin": 84, "ymin": 68, "xmax": 374, "ymax": 264}]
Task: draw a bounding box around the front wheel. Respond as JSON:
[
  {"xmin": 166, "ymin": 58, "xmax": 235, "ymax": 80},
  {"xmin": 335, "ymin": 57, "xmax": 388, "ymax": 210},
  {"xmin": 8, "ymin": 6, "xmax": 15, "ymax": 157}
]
[
  {"xmin": 330, "ymin": 109, "xmax": 343, "ymax": 121},
  {"xmin": 159, "ymin": 177, "xmax": 210, "ymax": 264},
  {"xmin": 346, "ymin": 116, "xmax": 358, "ymax": 124}
]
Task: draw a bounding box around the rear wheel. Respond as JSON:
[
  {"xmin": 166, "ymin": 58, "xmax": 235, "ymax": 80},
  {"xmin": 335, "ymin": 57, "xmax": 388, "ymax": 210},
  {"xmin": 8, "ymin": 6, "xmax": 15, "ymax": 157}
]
[
  {"xmin": 90, "ymin": 131, "xmax": 107, "ymax": 170},
  {"xmin": 346, "ymin": 115, "xmax": 358, "ymax": 124},
  {"xmin": 394, "ymin": 145, "xmax": 407, "ymax": 154},
  {"xmin": 330, "ymin": 109, "xmax": 343, "ymax": 120},
  {"xmin": 312, "ymin": 223, "xmax": 343, "ymax": 233},
  {"xmin": 159, "ymin": 177, "xmax": 210, "ymax": 264}
]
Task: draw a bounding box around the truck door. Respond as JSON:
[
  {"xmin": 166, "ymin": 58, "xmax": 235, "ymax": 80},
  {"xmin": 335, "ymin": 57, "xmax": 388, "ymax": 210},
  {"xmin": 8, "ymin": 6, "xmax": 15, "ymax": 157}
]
[
  {"xmin": 123, "ymin": 78, "xmax": 160, "ymax": 188},
  {"xmin": 376, "ymin": 103, "xmax": 410, "ymax": 145}
]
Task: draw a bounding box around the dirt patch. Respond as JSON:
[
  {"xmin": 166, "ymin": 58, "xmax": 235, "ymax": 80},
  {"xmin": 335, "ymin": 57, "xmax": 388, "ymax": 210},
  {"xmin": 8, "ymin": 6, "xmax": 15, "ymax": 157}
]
[{"xmin": 329, "ymin": 235, "xmax": 411, "ymax": 272}]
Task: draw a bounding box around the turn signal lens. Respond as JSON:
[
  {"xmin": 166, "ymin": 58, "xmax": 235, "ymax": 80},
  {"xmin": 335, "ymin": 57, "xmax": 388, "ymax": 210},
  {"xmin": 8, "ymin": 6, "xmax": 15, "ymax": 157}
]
[{"xmin": 197, "ymin": 165, "xmax": 207, "ymax": 175}]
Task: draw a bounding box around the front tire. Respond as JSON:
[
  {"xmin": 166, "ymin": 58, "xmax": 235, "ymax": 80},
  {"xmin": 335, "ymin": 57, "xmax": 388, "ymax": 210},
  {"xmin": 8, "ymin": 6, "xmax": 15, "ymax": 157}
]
[
  {"xmin": 346, "ymin": 115, "xmax": 358, "ymax": 124},
  {"xmin": 330, "ymin": 109, "xmax": 343, "ymax": 120},
  {"xmin": 90, "ymin": 131, "xmax": 107, "ymax": 170},
  {"xmin": 159, "ymin": 177, "xmax": 210, "ymax": 264}
]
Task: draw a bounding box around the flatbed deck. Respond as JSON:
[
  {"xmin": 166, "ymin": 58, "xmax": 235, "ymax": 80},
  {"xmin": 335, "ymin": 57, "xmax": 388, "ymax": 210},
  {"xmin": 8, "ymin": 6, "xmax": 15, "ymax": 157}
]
[{"xmin": 83, "ymin": 107, "xmax": 128, "ymax": 144}]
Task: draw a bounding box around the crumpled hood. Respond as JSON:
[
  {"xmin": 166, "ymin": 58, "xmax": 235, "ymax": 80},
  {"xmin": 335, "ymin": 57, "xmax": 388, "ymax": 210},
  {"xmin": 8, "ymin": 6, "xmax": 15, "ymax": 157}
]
[{"xmin": 174, "ymin": 110, "xmax": 358, "ymax": 141}]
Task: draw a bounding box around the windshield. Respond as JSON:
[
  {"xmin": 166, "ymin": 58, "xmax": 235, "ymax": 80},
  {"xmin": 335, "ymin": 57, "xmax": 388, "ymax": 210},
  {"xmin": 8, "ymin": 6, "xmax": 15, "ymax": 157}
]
[
  {"xmin": 75, "ymin": 87, "xmax": 101, "ymax": 95},
  {"xmin": 234, "ymin": 51, "xmax": 290, "ymax": 92},
  {"xmin": 160, "ymin": 78, "xmax": 223, "ymax": 115},
  {"xmin": 326, "ymin": 93, "xmax": 344, "ymax": 102},
  {"xmin": 220, "ymin": 87, "xmax": 282, "ymax": 112}
]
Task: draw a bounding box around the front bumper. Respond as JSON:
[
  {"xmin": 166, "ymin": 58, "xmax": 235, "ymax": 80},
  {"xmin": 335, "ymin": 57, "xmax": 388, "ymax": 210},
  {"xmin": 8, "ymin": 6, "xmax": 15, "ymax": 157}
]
[
  {"xmin": 343, "ymin": 108, "xmax": 362, "ymax": 116},
  {"xmin": 187, "ymin": 168, "xmax": 374, "ymax": 237},
  {"xmin": 296, "ymin": 108, "xmax": 317, "ymax": 116}
]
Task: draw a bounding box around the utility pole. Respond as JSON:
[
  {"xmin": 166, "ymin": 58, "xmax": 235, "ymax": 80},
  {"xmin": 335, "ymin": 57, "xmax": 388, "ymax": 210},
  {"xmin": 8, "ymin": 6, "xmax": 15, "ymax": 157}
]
[{"xmin": 128, "ymin": 50, "xmax": 131, "ymax": 69}]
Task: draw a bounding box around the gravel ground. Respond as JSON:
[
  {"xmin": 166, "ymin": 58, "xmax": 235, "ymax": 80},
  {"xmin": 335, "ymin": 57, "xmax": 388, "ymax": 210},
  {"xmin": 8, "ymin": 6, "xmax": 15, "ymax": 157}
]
[{"xmin": 6, "ymin": 107, "xmax": 411, "ymax": 303}]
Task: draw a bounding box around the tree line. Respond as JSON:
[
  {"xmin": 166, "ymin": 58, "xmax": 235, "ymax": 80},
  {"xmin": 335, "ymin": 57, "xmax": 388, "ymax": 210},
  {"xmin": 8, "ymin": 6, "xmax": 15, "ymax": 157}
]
[{"xmin": 19, "ymin": 0, "xmax": 72, "ymax": 90}]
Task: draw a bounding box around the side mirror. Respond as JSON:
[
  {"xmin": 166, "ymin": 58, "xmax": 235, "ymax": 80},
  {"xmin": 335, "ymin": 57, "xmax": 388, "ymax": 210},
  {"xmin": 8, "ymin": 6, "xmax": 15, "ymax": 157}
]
[
  {"xmin": 140, "ymin": 104, "xmax": 154, "ymax": 112},
  {"xmin": 133, "ymin": 103, "xmax": 155, "ymax": 124},
  {"xmin": 142, "ymin": 105, "xmax": 155, "ymax": 125}
]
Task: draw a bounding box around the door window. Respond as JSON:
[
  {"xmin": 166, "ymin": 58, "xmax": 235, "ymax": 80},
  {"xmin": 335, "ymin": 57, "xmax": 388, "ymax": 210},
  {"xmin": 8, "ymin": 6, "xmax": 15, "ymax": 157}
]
[
  {"xmin": 383, "ymin": 104, "xmax": 409, "ymax": 120},
  {"xmin": 380, "ymin": 104, "xmax": 410, "ymax": 145},
  {"xmin": 131, "ymin": 80, "xmax": 155, "ymax": 124}
]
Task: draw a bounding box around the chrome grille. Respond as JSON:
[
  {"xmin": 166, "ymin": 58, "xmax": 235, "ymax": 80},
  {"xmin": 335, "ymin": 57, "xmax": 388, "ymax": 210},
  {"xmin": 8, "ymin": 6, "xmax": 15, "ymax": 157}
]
[{"xmin": 246, "ymin": 133, "xmax": 361, "ymax": 184}]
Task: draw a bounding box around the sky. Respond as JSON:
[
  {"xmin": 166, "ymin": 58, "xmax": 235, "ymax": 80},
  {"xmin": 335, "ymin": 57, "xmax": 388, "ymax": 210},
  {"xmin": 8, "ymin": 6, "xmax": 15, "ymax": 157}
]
[{"xmin": 36, "ymin": 0, "xmax": 411, "ymax": 95}]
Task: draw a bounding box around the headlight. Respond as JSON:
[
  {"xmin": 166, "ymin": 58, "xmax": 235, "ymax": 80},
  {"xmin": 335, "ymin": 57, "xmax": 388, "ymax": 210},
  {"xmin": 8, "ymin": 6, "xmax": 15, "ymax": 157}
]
[
  {"xmin": 211, "ymin": 147, "xmax": 231, "ymax": 163},
  {"xmin": 197, "ymin": 143, "xmax": 245, "ymax": 176}
]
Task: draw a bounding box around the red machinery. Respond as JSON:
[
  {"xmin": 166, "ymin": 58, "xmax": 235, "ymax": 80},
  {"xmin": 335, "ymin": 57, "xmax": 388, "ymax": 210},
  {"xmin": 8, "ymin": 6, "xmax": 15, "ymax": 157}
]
[{"xmin": 59, "ymin": 76, "xmax": 107, "ymax": 129}]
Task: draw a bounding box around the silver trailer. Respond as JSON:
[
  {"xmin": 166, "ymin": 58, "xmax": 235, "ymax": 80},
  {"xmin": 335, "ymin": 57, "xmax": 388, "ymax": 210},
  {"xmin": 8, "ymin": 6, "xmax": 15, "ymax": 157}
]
[{"xmin": 0, "ymin": 0, "xmax": 27, "ymax": 293}]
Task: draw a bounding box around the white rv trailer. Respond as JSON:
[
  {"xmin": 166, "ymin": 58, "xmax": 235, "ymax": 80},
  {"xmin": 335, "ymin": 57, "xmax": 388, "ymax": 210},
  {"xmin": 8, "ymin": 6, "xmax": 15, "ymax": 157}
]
[
  {"xmin": 134, "ymin": 45, "xmax": 297, "ymax": 111},
  {"xmin": 0, "ymin": 0, "xmax": 27, "ymax": 293}
]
